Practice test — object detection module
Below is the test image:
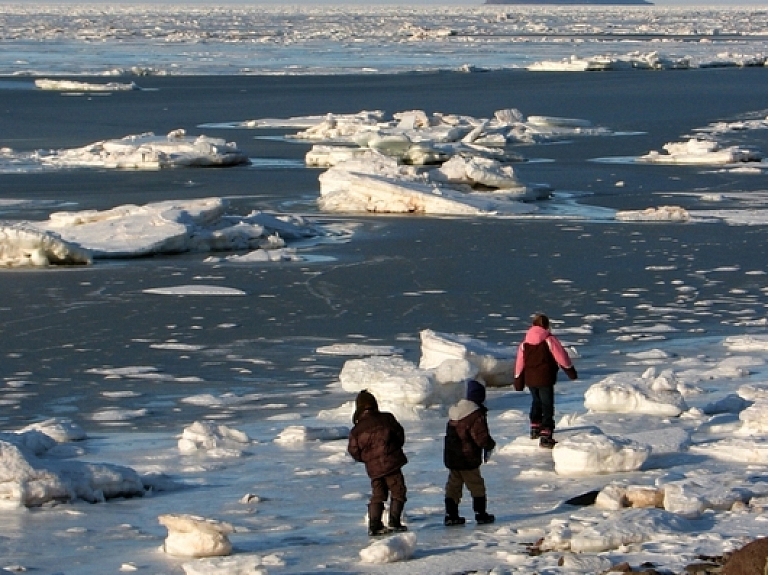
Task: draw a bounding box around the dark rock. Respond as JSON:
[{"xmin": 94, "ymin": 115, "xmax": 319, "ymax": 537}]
[
  {"xmin": 565, "ymin": 490, "xmax": 600, "ymax": 506},
  {"xmin": 603, "ymin": 562, "xmax": 632, "ymax": 573},
  {"xmin": 723, "ymin": 538, "xmax": 768, "ymax": 575}
]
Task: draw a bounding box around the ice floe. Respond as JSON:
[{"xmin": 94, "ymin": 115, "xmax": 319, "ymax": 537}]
[
  {"xmin": 584, "ymin": 368, "xmax": 689, "ymax": 416},
  {"xmin": 0, "ymin": 197, "xmax": 342, "ymax": 267},
  {"xmin": 0, "ymin": 428, "xmax": 145, "ymax": 507},
  {"xmin": 640, "ymin": 138, "xmax": 764, "ymax": 165},
  {"xmin": 159, "ymin": 514, "xmax": 235, "ymax": 558},
  {"xmin": 37, "ymin": 130, "xmax": 249, "ymax": 169},
  {"xmin": 177, "ymin": 421, "xmax": 252, "ymax": 457},
  {"xmin": 34, "ymin": 79, "xmax": 141, "ymax": 92}
]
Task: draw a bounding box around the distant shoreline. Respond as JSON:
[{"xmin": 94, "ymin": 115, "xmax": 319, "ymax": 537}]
[{"xmin": 485, "ymin": 0, "xmax": 652, "ymax": 5}]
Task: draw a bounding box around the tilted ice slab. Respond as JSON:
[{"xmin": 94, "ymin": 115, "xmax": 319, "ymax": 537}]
[
  {"xmin": 419, "ymin": 328, "xmax": 516, "ymax": 387},
  {"xmin": 34, "ymin": 130, "xmax": 249, "ymax": 169},
  {"xmin": 584, "ymin": 368, "xmax": 689, "ymax": 416},
  {"xmin": 335, "ymin": 356, "xmax": 445, "ymax": 421},
  {"xmin": 322, "ymin": 328, "xmax": 525, "ymax": 421},
  {"xmin": 0, "ymin": 222, "xmax": 93, "ymax": 267},
  {"xmin": 317, "ymin": 153, "xmax": 547, "ymax": 216},
  {"xmin": 25, "ymin": 197, "xmax": 334, "ymax": 261},
  {"xmin": 34, "ymin": 78, "xmax": 140, "ymax": 91},
  {"xmin": 640, "ymin": 138, "xmax": 764, "ymax": 165},
  {"xmin": 329, "ymin": 349, "xmax": 486, "ymax": 421}
]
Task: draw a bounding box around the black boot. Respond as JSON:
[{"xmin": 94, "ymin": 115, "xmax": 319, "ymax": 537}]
[
  {"xmin": 530, "ymin": 422, "xmax": 542, "ymax": 440},
  {"xmin": 473, "ymin": 496, "xmax": 495, "ymax": 525},
  {"xmin": 388, "ymin": 499, "xmax": 408, "ymax": 532},
  {"xmin": 444, "ymin": 497, "xmax": 466, "ymax": 526},
  {"xmin": 539, "ymin": 428, "xmax": 556, "ymax": 449},
  {"xmin": 368, "ymin": 502, "xmax": 392, "ymax": 536}
]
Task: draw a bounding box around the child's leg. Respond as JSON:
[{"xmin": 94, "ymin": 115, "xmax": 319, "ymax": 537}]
[
  {"xmin": 464, "ymin": 468, "xmax": 486, "ymax": 500},
  {"xmin": 386, "ymin": 471, "xmax": 408, "ymax": 531},
  {"xmin": 465, "ymin": 468, "xmax": 494, "ymax": 524},
  {"xmin": 445, "ymin": 469, "xmax": 464, "ymax": 504},
  {"xmin": 371, "ymin": 477, "xmax": 389, "ymax": 506},
  {"xmin": 539, "ymin": 385, "xmax": 556, "ymax": 434},
  {"xmin": 444, "ymin": 469, "xmax": 467, "ymax": 525},
  {"xmin": 537, "ymin": 386, "xmax": 556, "ymax": 448},
  {"xmin": 368, "ymin": 477, "xmax": 390, "ymax": 535},
  {"xmin": 529, "ymin": 387, "xmax": 543, "ymax": 435}
]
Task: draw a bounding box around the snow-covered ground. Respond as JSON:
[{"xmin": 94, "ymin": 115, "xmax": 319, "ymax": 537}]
[{"xmin": 4, "ymin": 328, "xmax": 768, "ymax": 574}]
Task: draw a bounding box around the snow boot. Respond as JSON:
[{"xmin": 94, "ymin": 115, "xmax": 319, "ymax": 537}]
[
  {"xmin": 473, "ymin": 496, "xmax": 495, "ymax": 525},
  {"xmin": 444, "ymin": 497, "xmax": 466, "ymax": 526},
  {"xmin": 539, "ymin": 429, "xmax": 556, "ymax": 449},
  {"xmin": 368, "ymin": 502, "xmax": 392, "ymax": 536},
  {"xmin": 530, "ymin": 422, "xmax": 542, "ymax": 440},
  {"xmin": 388, "ymin": 499, "xmax": 408, "ymax": 532}
]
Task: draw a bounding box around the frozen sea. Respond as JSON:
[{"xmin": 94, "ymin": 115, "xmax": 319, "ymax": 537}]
[{"xmin": 5, "ymin": 4, "xmax": 768, "ymax": 575}]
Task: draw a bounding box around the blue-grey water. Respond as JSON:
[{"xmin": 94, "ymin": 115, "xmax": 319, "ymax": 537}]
[{"xmin": 3, "ymin": 69, "xmax": 768, "ymax": 432}]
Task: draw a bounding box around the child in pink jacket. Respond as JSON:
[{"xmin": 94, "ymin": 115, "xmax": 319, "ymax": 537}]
[{"xmin": 514, "ymin": 313, "xmax": 577, "ymax": 448}]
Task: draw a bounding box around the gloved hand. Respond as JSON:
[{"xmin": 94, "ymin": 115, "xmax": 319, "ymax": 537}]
[
  {"xmin": 564, "ymin": 366, "xmax": 578, "ymax": 380},
  {"xmin": 484, "ymin": 448, "xmax": 494, "ymax": 463},
  {"xmin": 513, "ymin": 376, "xmax": 524, "ymax": 391}
]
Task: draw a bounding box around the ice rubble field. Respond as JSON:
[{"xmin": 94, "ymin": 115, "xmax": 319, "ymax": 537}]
[
  {"xmin": 5, "ymin": 100, "xmax": 768, "ymax": 267},
  {"xmin": 3, "ymin": 5, "xmax": 768, "ymax": 75},
  {"xmin": 7, "ymin": 328, "xmax": 768, "ymax": 574}
]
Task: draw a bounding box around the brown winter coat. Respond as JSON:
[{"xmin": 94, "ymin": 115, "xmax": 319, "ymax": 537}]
[
  {"xmin": 444, "ymin": 399, "xmax": 496, "ymax": 470},
  {"xmin": 348, "ymin": 408, "xmax": 408, "ymax": 479}
]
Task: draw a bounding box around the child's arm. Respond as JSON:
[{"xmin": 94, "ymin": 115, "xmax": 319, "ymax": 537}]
[
  {"xmin": 470, "ymin": 416, "xmax": 496, "ymax": 453},
  {"xmin": 547, "ymin": 336, "xmax": 578, "ymax": 379},
  {"xmin": 347, "ymin": 433, "xmax": 363, "ymax": 462}
]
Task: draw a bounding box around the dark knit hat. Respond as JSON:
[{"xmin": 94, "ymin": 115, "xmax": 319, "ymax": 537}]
[
  {"xmin": 353, "ymin": 389, "xmax": 378, "ymax": 424},
  {"xmin": 532, "ymin": 313, "xmax": 550, "ymax": 329},
  {"xmin": 466, "ymin": 379, "xmax": 486, "ymax": 405}
]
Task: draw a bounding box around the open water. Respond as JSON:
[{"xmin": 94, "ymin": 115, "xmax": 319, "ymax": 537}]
[{"xmin": 3, "ymin": 68, "xmax": 768, "ymax": 433}]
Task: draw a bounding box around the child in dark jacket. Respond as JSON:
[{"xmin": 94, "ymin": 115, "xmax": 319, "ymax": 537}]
[
  {"xmin": 348, "ymin": 389, "xmax": 408, "ymax": 536},
  {"xmin": 514, "ymin": 313, "xmax": 578, "ymax": 448},
  {"xmin": 443, "ymin": 379, "xmax": 496, "ymax": 526}
]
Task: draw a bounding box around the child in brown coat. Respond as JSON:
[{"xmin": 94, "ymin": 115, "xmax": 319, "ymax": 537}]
[{"xmin": 348, "ymin": 389, "xmax": 408, "ymax": 536}]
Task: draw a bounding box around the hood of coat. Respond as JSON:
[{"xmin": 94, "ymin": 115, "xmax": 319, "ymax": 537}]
[
  {"xmin": 353, "ymin": 389, "xmax": 379, "ymax": 424},
  {"xmin": 524, "ymin": 325, "xmax": 551, "ymax": 345},
  {"xmin": 448, "ymin": 399, "xmax": 480, "ymax": 421}
]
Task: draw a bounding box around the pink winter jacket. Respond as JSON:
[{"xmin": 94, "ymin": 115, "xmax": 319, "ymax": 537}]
[{"xmin": 514, "ymin": 326, "xmax": 577, "ymax": 389}]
